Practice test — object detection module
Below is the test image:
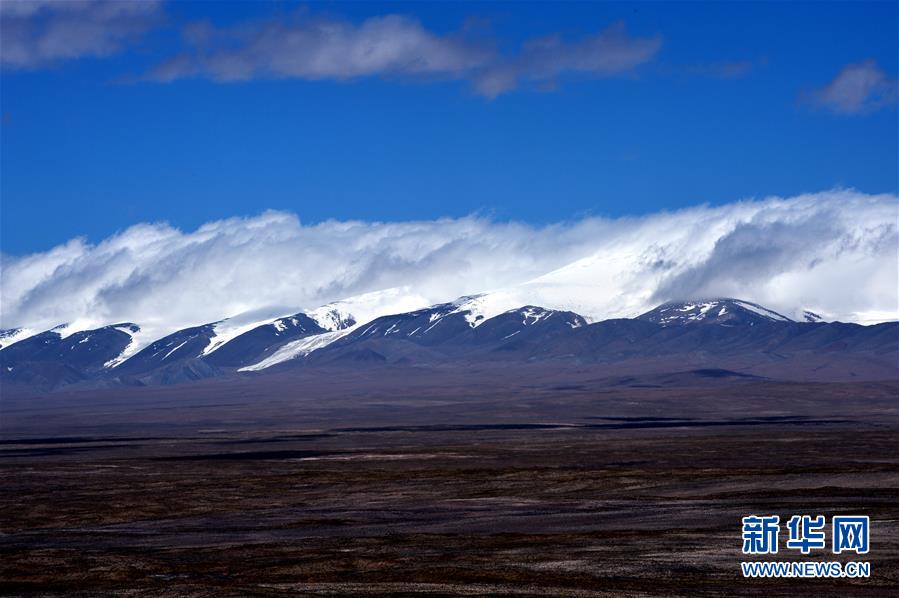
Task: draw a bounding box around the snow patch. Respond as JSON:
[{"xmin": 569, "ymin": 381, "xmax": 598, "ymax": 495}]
[
  {"xmin": 733, "ymin": 300, "xmax": 790, "ymax": 322},
  {"xmin": 239, "ymin": 326, "xmax": 358, "ymax": 372},
  {"xmin": 103, "ymin": 325, "xmax": 142, "ymax": 369},
  {"xmin": 162, "ymin": 340, "xmax": 189, "ymax": 360},
  {"xmin": 520, "ymin": 306, "xmax": 553, "ymax": 325},
  {"xmin": 305, "ymin": 287, "xmax": 429, "ymax": 331},
  {"xmin": 48, "ymin": 319, "xmax": 106, "ymax": 340},
  {"xmin": 0, "ymin": 327, "xmax": 36, "ymax": 349},
  {"xmin": 446, "ymin": 294, "xmax": 515, "ymax": 328}
]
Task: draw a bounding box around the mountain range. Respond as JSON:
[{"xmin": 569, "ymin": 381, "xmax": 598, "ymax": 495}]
[{"xmin": 1, "ymin": 295, "xmax": 896, "ymax": 391}]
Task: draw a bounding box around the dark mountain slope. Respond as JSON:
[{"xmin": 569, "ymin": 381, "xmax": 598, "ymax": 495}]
[{"xmin": 203, "ymin": 314, "xmax": 327, "ymax": 368}]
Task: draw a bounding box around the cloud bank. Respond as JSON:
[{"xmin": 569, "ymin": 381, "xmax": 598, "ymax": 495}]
[{"xmin": 1, "ymin": 190, "xmax": 896, "ymax": 343}]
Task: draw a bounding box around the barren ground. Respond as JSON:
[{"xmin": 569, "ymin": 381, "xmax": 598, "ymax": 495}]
[{"xmin": 2, "ymin": 369, "xmax": 898, "ymax": 596}]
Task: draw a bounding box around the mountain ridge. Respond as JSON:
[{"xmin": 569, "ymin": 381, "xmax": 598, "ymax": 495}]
[{"xmin": 1, "ymin": 295, "xmax": 895, "ymax": 390}]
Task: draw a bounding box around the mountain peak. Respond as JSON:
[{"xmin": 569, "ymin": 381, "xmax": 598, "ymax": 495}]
[
  {"xmin": 637, "ymin": 299, "xmax": 793, "ymax": 326},
  {"xmin": 304, "ymin": 306, "xmax": 357, "ymax": 332}
]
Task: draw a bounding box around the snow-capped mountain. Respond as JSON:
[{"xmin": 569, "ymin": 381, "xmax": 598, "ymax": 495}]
[
  {"xmin": 294, "ymin": 302, "xmax": 590, "ymax": 367},
  {"xmin": 357, "ymin": 302, "xmax": 580, "ymax": 346},
  {"xmin": 107, "ymin": 304, "xmax": 365, "ymax": 383},
  {"xmin": 238, "ymin": 296, "xmax": 491, "ymax": 372},
  {"xmin": 111, "ymin": 323, "xmax": 219, "ymax": 379},
  {"xmin": 0, "ymin": 323, "xmax": 139, "ymax": 367},
  {"xmin": 241, "ymin": 300, "xmax": 587, "ymax": 371},
  {"xmin": 0, "ymin": 323, "xmax": 139, "ymax": 386},
  {"xmin": 1, "ymin": 292, "xmax": 895, "ymax": 390},
  {"xmin": 339, "ymin": 297, "xmax": 490, "ymax": 346},
  {"xmin": 468, "ymin": 306, "xmax": 586, "ymax": 345},
  {"xmin": 202, "ymin": 314, "xmax": 329, "ymax": 368},
  {"xmin": 286, "ymin": 297, "xmax": 894, "ymax": 373},
  {"xmin": 637, "ymin": 299, "xmax": 793, "ymax": 327}
]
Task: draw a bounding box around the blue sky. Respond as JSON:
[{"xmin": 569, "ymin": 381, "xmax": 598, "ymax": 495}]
[{"xmin": 1, "ymin": 1, "xmax": 897, "ymax": 255}]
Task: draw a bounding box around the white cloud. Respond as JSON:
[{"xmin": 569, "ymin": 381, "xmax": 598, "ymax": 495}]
[
  {"xmin": 149, "ymin": 13, "xmax": 491, "ymax": 84},
  {"xmin": 1, "ymin": 190, "xmax": 896, "ymax": 346},
  {"xmin": 1, "ymin": 4, "xmax": 660, "ymax": 96},
  {"xmin": 0, "ymin": 0, "xmax": 163, "ymax": 69},
  {"xmin": 808, "ymin": 59, "xmax": 899, "ymax": 115},
  {"xmin": 147, "ymin": 13, "xmax": 660, "ymax": 97}
]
